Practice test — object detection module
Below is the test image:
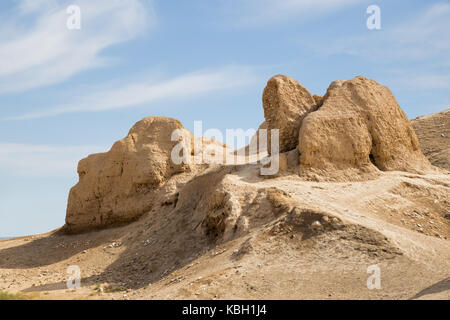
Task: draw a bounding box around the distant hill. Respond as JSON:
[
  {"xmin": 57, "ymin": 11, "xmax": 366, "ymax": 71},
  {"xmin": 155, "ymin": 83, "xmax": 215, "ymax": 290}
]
[{"xmin": 412, "ymin": 109, "xmax": 450, "ymax": 170}]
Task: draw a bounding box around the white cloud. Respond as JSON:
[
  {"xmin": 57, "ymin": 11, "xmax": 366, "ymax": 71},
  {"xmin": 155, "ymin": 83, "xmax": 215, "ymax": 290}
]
[
  {"xmin": 389, "ymin": 3, "xmax": 450, "ymax": 65},
  {"xmin": 0, "ymin": 143, "xmax": 106, "ymax": 177},
  {"xmin": 395, "ymin": 74, "xmax": 450, "ymax": 90},
  {"xmin": 18, "ymin": 0, "xmax": 59, "ymax": 14},
  {"xmin": 0, "ymin": 0, "xmax": 154, "ymax": 93},
  {"xmin": 303, "ymin": 3, "xmax": 450, "ymax": 90},
  {"xmin": 7, "ymin": 65, "xmax": 258, "ymax": 120},
  {"xmin": 225, "ymin": 0, "xmax": 365, "ymax": 27},
  {"xmin": 321, "ymin": 3, "xmax": 450, "ymax": 65}
]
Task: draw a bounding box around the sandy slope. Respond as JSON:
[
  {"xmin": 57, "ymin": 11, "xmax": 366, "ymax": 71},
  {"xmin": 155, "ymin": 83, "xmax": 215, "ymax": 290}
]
[
  {"xmin": 0, "ymin": 167, "xmax": 448, "ymax": 300},
  {"xmin": 0, "ymin": 110, "xmax": 449, "ymax": 300},
  {"xmin": 412, "ymin": 109, "xmax": 450, "ymax": 170}
]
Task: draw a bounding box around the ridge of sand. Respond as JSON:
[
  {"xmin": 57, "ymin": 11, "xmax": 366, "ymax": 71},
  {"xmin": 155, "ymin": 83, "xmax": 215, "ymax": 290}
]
[{"xmin": 0, "ymin": 77, "xmax": 448, "ymax": 300}]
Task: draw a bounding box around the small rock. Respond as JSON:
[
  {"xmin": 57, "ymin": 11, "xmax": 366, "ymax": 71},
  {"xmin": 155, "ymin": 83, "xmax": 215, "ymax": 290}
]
[
  {"xmin": 311, "ymin": 221, "xmax": 323, "ymax": 232},
  {"xmin": 331, "ymin": 217, "xmax": 340, "ymax": 225},
  {"xmin": 104, "ymin": 242, "xmax": 122, "ymax": 249}
]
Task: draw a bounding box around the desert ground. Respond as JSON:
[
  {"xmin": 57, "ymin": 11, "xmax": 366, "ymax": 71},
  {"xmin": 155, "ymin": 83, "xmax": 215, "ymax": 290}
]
[{"xmin": 0, "ymin": 76, "xmax": 448, "ymax": 300}]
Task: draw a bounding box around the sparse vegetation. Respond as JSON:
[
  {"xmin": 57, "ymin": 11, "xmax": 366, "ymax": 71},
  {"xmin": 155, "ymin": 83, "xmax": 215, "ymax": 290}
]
[{"xmin": 0, "ymin": 291, "xmax": 28, "ymax": 300}]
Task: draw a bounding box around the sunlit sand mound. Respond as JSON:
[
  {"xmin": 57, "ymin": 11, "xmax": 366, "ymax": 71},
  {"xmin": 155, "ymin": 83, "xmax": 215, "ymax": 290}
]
[
  {"xmin": 412, "ymin": 109, "xmax": 450, "ymax": 171},
  {"xmin": 0, "ymin": 75, "xmax": 448, "ymax": 300}
]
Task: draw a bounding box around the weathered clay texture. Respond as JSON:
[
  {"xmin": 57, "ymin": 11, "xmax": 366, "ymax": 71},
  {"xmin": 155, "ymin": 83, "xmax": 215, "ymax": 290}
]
[
  {"xmin": 298, "ymin": 76, "xmax": 431, "ymax": 180},
  {"xmin": 262, "ymin": 75, "xmax": 316, "ymax": 153},
  {"xmin": 65, "ymin": 116, "xmax": 192, "ymax": 232}
]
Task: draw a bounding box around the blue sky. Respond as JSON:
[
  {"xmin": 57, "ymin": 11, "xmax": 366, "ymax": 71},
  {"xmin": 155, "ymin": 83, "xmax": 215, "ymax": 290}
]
[{"xmin": 0, "ymin": 0, "xmax": 449, "ymax": 237}]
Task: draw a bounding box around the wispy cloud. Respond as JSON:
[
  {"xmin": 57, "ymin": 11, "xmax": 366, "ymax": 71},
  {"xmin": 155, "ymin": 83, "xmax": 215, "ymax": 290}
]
[
  {"xmin": 0, "ymin": 0, "xmax": 154, "ymax": 93},
  {"xmin": 18, "ymin": 0, "xmax": 59, "ymax": 14},
  {"xmin": 7, "ymin": 65, "xmax": 258, "ymax": 120},
  {"xmin": 0, "ymin": 143, "xmax": 106, "ymax": 177},
  {"xmin": 303, "ymin": 2, "xmax": 450, "ymax": 90},
  {"xmin": 320, "ymin": 3, "xmax": 450, "ymax": 66},
  {"xmin": 395, "ymin": 74, "xmax": 450, "ymax": 90},
  {"xmin": 224, "ymin": 0, "xmax": 366, "ymax": 27}
]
